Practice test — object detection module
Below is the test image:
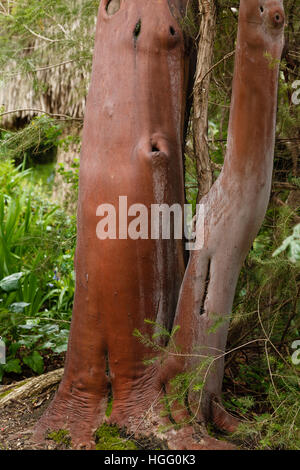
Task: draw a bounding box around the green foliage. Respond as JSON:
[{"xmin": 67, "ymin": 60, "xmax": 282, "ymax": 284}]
[
  {"xmin": 0, "ymin": 0, "xmax": 98, "ymax": 90},
  {"xmin": 133, "ymin": 319, "xmax": 217, "ymax": 428},
  {"xmin": 0, "ymin": 273, "xmax": 24, "ymax": 293},
  {"xmin": 232, "ymin": 378, "xmax": 300, "ymax": 450},
  {"xmin": 57, "ymin": 154, "xmax": 80, "ymax": 206},
  {"xmin": 0, "ymin": 116, "xmax": 62, "ymax": 163},
  {"xmin": 163, "ymin": 357, "xmax": 215, "ymax": 424},
  {"xmin": 22, "ymin": 349, "xmax": 44, "ymax": 374},
  {"xmin": 223, "ymin": 205, "xmax": 300, "ymax": 450},
  {"xmin": 180, "ymin": 0, "xmax": 199, "ymax": 41},
  {"xmin": 0, "ymin": 159, "xmax": 76, "ymax": 382},
  {"xmin": 133, "ymin": 319, "xmax": 181, "ymax": 367},
  {"xmin": 273, "ymin": 223, "xmax": 300, "ymax": 263},
  {"xmin": 0, "ymin": 0, "xmax": 298, "ymax": 452},
  {"xmin": 133, "ymin": 206, "xmax": 300, "ymax": 449}
]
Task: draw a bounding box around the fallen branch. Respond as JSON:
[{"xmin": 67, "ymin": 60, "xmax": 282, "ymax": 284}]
[{"xmin": 0, "ymin": 368, "xmax": 64, "ymax": 408}]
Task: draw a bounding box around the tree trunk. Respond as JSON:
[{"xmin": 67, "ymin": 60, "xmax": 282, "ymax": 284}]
[
  {"xmin": 35, "ymin": 0, "xmax": 285, "ymax": 450},
  {"xmin": 193, "ymin": 0, "xmax": 216, "ymax": 200},
  {"xmin": 35, "ymin": 0, "xmax": 198, "ymax": 450},
  {"xmin": 164, "ymin": 0, "xmax": 285, "ymax": 429}
]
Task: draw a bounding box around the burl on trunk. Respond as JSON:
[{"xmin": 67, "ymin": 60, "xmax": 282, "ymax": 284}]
[{"xmin": 35, "ymin": 0, "xmax": 285, "ymax": 450}]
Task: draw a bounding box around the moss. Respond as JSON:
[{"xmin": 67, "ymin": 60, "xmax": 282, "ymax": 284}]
[
  {"xmin": 95, "ymin": 423, "xmax": 138, "ymax": 451},
  {"xmin": 0, "ymin": 390, "xmax": 12, "ymax": 399},
  {"xmin": 105, "ymin": 396, "xmax": 113, "ymax": 417},
  {"xmin": 0, "ymin": 380, "xmax": 27, "ymax": 399},
  {"xmin": 47, "ymin": 429, "xmax": 71, "ymax": 447}
]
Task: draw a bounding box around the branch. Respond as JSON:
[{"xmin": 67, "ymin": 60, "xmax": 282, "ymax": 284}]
[
  {"xmin": 194, "ymin": 50, "xmax": 235, "ymax": 92},
  {"xmin": 0, "ymin": 369, "xmax": 64, "ymax": 408},
  {"xmin": 272, "ymin": 182, "xmax": 300, "ymax": 191},
  {"xmin": 45, "ymin": 12, "xmax": 69, "ymax": 38},
  {"xmin": 0, "ymin": 108, "xmax": 83, "ymax": 121},
  {"xmin": 1, "ymin": 59, "xmax": 78, "ymax": 77},
  {"xmin": 272, "ymin": 196, "xmax": 300, "ymax": 223},
  {"xmin": 23, "ymin": 24, "xmax": 63, "ymax": 43}
]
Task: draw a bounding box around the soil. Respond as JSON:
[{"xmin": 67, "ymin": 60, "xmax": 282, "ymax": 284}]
[
  {"xmin": 0, "ymin": 383, "xmax": 165, "ymax": 451},
  {"xmin": 0, "ymin": 387, "xmax": 65, "ymax": 450},
  {"xmin": 0, "ymin": 361, "xmax": 243, "ymax": 451}
]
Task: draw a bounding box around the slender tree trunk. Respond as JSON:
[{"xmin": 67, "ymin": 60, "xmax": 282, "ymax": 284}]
[
  {"xmin": 193, "ymin": 0, "xmax": 216, "ymax": 200},
  {"xmin": 165, "ymin": 0, "xmax": 285, "ymax": 429}
]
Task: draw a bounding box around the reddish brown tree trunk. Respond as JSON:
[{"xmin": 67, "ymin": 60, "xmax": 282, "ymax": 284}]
[
  {"xmin": 35, "ymin": 0, "xmax": 196, "ymax": 449},
  {"xmin": 35, "ymin": 0, "xmax": 285, "ymax": 450},
  {"xmin": 164, "ymin": 0, "xmax": 285, "ymax": 430}
]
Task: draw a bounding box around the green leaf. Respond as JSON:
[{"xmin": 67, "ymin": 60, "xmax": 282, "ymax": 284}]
[
  {"xmin": 18, "ymin": 319, "xmax": 39, "ymax": 330},
  {"xmin": 52, "ymin": 343, "xmax": 68, "ymax": 354},
  {"xmin": 4, "ymin": 358, "xmax": 22, "ymax": 374},
  {"xmin": 0, "ymin": 272, "xmax": 24, "ymax": 292},
  {"xmin": 19, "ymin": 335, "xmax": 42, "ymax": 347},
  {"xmin": 23, "ymin": 351, "xmax": 44, "ymax": 374},
  {"xmin": 9, "ymin": 342, "xmax": 20, "ymax": 356},
  {"xmin": 39, "ymin": 341, "xmax": 55, "ymax": 350},
  {"xmin": 9, "ymin": 302, "xmax": 30, "ymax": 313},
  {"xmin": 272, "ymin": 224, "xmax": 300, "ymax": 263},
  {"xmin": 193, "ymin": 383, "xmax": 204, "ymax": 391},
  {"xmin": 37, "ymin": 324, "xmax": 59, "ymax": 334}
]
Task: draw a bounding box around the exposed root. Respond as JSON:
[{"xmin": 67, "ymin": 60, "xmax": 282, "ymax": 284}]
[
  {"xmin": 107, "ymin": 389, "xmax": 237, "ymax": 450},
  {"xmin": 34, "ymin": 385, "xmax": 107, "ymax": 449},
  {"xmin": 30, "ymin": 368, "xmax": 239, "ymax": 450},
  {"xmin": 113, "ymin": 412, "xmax": 237, "ymax": 450},
  {"xmin": 211, "ymin": 398, "xmax": 240, "ymax": 433}
]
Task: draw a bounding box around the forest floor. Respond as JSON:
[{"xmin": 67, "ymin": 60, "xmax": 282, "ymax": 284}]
[
  {"xmin": 0, "ymin": 387, "xmax": 65, "ymax": 450},
  {"xmin": 0, "ymin": 354, "xmax": 248, "ymax": 451},
  {"xmin": 0, "ymin": 377, "xmax": 164, "ymax": 451},
  {"xmin": 0, "ymin": 375, "xmax": 239, "ymax": 451}
]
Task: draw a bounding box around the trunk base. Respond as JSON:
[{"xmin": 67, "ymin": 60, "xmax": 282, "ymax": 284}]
[
  {"xmin": 34, "ymin": 369, "xmax": 239, "ymax": 450},
  {"xmin": 34, "ymin": 384, "xmax": 107, "ymax": 449}
]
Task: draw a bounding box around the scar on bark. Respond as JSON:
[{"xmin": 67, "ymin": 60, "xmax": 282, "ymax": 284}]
[
  {"xmin": 133, "ymin": 19, "xmax": 142, "ymax": 41},
  {"xmin": 200, "ymin": 260, "xmax": 211, "ymax": 315},
  {"xmin": 106, "ymin": 0, "xmax": 120, "ymax": 16}
]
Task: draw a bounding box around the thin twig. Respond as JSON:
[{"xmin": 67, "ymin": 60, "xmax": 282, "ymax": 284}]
[
  {"xmin": 1, "ymin": 59, "xmax": 78, "ymax": 77},
  {"xmin": 194, "ymin": 50, "xmax": 235, "ymax": 91},
  {"xmin": 0, "ymin": 108, "xmax": 83, "ymax": 121},
  {"xmin": 23, "ymin": 24, "xmax": 63, "ymax": 43}
]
